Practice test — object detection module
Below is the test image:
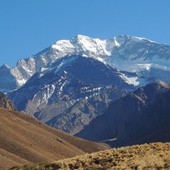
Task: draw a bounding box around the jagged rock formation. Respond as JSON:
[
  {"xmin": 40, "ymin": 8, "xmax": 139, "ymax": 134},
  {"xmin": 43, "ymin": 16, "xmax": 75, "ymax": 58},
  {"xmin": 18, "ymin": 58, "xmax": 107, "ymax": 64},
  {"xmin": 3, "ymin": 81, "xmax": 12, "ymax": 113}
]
[{"xmin": 0, "ymin": 92, "xmax": 15, "ymax": 110}]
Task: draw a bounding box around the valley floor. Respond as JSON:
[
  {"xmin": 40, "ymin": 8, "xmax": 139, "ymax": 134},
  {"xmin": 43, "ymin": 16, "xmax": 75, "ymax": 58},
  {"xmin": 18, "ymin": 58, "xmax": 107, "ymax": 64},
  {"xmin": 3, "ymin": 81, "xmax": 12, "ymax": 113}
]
[{"xmin": 11, "ymin": 142, "xmax": 170, "ymax": 170}]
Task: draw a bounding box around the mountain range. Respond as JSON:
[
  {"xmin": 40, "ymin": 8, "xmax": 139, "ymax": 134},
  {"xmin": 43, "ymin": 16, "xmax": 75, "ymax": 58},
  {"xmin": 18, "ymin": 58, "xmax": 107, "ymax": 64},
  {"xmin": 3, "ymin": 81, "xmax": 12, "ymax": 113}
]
[
  {"xmin": 0, "ymin": 34, "xmax": 170, "ymax": 141},
  {"xmin": 8, "ymin": 56, "xmax": 132, "ymax": 134},
  {"xmin": 1, "ymin": 35, "xmax": 170, "ymax": 92}
]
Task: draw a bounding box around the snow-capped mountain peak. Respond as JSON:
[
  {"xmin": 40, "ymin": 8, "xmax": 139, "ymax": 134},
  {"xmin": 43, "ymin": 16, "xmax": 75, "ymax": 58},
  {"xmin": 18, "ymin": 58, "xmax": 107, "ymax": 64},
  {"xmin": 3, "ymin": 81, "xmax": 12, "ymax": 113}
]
[
  {"xmin": 51, "ymin": 39, "xmax": 75, "ymax": 57},
  {"xmin": 73, "ymin": 34, "xmax": 111, "ymax": 57},
  {"xmin": 0, "ymin": 34, "xmax": 170, "ymax": 92},
  {"xmin": 50, "ymin": 34, "xmax": 121, "ymax": 64},
  {"xmin": 115, "ymin": 35, "xmax": 156, "ymax": 44}
]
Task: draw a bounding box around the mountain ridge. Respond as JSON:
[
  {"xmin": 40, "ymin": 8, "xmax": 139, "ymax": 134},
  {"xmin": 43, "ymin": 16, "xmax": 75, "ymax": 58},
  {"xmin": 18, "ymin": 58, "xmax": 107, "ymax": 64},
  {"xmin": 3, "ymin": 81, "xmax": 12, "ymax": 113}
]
[
  {"xmin": 4, "ymin": 35, "xmax": 170, "ymax": 135},
  {"xmin": 8, "ymin": 56, "xmax": 127, "ymax": 134}
]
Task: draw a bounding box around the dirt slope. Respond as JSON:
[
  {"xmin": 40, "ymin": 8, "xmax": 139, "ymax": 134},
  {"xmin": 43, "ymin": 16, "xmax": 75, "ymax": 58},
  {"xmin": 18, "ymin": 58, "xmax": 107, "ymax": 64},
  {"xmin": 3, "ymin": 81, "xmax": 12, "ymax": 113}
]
[
  {"xmin": 0, "ymin": 107, "xmax": 108, "ymax": 169},
  {"xmin": 13, "ymin": 142, "xmax": 170, "ymax": 170}
]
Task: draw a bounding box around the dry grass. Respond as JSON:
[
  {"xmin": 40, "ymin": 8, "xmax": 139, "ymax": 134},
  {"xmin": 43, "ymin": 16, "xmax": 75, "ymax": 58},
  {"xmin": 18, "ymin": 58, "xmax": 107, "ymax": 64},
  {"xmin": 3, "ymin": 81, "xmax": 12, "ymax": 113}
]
[{"xmin": 12, "ymin": 142, "xmax": 170, "ymax": 170}]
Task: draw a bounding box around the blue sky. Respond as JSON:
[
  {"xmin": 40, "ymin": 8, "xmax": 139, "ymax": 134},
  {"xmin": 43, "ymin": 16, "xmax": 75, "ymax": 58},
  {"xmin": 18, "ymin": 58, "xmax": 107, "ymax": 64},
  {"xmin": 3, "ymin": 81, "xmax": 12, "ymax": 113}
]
[{"xmin": 0, "ymin": 0, "xmax": 170, "ymax": 66}]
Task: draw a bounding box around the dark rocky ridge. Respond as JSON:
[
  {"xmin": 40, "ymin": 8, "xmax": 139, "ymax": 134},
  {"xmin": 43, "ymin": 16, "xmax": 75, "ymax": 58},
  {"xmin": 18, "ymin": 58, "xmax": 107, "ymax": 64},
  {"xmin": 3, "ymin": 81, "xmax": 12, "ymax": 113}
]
[{"xmin": 77, "ymin": 81, "xmax": 170, "ymax": 147}]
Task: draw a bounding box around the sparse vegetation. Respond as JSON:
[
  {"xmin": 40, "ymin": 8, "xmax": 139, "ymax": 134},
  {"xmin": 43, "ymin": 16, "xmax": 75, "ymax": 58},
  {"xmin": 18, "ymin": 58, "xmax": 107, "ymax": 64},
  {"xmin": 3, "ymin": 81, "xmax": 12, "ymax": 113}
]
[{"xmin": 11, "ymin": 142, "xmax": 170, "ymax": 170}]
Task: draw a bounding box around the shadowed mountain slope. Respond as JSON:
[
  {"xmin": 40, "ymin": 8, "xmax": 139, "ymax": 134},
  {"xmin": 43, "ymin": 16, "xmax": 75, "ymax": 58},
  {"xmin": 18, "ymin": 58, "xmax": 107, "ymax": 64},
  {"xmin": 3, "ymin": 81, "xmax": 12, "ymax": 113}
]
[
  {"xmin": 77, "ymin": 81, "xmax": 170, "ymax": 147},
  {"xmin": 8, "ymin": 56, "xmax": 130, "ymax": 134}
]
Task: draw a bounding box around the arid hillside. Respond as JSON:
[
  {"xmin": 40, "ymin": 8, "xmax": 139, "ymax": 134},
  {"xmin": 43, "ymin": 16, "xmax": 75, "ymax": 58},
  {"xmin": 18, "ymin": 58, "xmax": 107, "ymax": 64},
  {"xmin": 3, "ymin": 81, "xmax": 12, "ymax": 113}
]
[
  {"xmin": 0, "ymin": 107, "xmax": 108, "ymax": 170},
  {"xmin": 12, "ymin": 142, "xmax": 170, "ymax": 170}
]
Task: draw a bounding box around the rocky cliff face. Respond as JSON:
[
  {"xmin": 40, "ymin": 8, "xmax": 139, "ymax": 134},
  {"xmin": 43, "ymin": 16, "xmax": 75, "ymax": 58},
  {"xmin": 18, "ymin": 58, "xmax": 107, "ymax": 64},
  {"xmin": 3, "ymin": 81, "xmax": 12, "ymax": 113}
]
[
  {"xmin": 0, "ymin": 92, "xmax": 15, "ymax": 110},
  {"xmin": 77, "ymin": 81, "xmax": 170, "ymax": 147}
]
